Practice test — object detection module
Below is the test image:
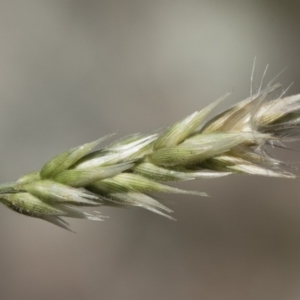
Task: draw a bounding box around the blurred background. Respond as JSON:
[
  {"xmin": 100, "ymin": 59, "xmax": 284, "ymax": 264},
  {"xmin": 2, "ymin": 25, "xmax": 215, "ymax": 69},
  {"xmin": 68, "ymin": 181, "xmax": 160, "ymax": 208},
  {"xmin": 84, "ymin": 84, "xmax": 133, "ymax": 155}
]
[{"xmin": 0, "ymin": 1, "xmax": 300, "ymax": 299}]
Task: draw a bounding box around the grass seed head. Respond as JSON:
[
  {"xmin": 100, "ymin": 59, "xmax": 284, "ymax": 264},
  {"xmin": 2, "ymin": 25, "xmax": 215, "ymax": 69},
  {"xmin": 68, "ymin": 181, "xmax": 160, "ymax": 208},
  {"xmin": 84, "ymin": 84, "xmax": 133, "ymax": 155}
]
[{"xmin": 1, "ymin": 76, "xmax": 300, "ymax": 230}]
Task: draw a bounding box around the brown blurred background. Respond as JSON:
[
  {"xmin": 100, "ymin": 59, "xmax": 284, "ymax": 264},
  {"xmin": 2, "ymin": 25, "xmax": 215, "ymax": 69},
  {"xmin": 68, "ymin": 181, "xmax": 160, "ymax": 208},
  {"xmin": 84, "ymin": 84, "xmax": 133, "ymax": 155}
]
[{"xmin": 0, "ymin": 1, "xmax": 300, "ymax": 299}]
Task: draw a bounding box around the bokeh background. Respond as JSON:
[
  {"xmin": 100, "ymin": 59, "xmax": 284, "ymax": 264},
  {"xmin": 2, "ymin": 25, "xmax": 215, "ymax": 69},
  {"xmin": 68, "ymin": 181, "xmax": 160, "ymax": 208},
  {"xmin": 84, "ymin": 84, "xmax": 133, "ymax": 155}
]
[{"xmin": 0, "ymin": 1, "xmax": 300, "ymax": 299}]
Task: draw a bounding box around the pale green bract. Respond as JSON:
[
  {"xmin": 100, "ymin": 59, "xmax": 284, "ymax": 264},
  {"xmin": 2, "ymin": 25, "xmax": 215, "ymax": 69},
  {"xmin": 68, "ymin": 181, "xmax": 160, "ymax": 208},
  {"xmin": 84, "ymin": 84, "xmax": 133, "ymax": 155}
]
[{"xmin": 0, "ymin": 83, "xmax": 300, "ymax": 230}]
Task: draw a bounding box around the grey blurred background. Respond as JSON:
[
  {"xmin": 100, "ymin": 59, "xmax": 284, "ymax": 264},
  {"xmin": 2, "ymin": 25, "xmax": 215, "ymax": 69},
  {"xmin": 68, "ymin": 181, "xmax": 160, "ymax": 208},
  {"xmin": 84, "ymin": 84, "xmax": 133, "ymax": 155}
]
[{"xmin": 0, "ymin": 1, "xmax": 300, "ymax": 300}]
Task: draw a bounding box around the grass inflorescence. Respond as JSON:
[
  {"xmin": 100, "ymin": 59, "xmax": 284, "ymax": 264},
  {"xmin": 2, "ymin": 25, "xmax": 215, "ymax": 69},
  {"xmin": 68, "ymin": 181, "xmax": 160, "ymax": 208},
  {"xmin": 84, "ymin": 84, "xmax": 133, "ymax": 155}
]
[{"xmin": 1, "ymin": 79, "xmax": 300, "ymax": 230}]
